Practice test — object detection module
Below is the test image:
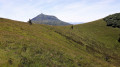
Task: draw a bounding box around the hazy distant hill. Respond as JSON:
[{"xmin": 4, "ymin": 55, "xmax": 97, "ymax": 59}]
[
  {"xmin": 70, "ymin": 22, "xmax": 84, "ymax": 25},
  {"xmin": 31, "ymin": 13, "xmax": 71, "ymax": 26}
]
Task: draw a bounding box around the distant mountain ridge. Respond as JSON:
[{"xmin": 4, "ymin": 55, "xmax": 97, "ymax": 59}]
[
  {"xmin": 70, "ymin": 22, "xmax": 84, "ymax": 25},
  {"xmin": 31, "ymin": 13, "xmax": 71, "ymax": 26}
]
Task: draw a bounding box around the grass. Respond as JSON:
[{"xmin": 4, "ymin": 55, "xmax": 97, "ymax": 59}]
[
  {"xmin": 0, "ymin": 18, "xmax": 119, "ymax": 67},
  {"xmin": 53, "ymin": 19, "xmax": 120, "ymax": 66}
]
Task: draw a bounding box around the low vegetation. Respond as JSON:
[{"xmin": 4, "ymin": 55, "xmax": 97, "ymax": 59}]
[
  {"xmin": 103, "ymin": 13, "xmax": 120, "ymax": 42},
  {"xmin": 53, "ymin": 19, "xmax": 120, "ymax": 66},
  {"xmin": 0, "ymin": 15, "xmax": 120, "ymax": 67}
]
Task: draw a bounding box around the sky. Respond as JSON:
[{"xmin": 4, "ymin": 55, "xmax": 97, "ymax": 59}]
[{"xmin": 0, "ymin": 0, "xmax": 120, "ymax": 23}]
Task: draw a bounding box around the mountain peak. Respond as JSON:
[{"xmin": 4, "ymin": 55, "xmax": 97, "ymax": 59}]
[
  {"xmin": 31, "ymin": 14, "xmax": 71, "ymax": 26},
  {"xmin": 39, "ymin": 13, "xmax": 45, "ymax": 15}
]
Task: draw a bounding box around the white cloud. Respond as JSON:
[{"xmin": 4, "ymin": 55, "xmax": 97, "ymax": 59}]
[
  {"xmin": 47, "ymin": 0, "xmax": 120, "ymax": 22},
  {"xmin": 0, "ymin": 0, "xmax": 120, "ymax": 23}
]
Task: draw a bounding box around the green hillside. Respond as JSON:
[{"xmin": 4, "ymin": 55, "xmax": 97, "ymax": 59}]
[
  {"xmin": 0, "ymin": 18, "xmax": 119, "ymax": 67},
  {"xmin": 53, "ymin": 19, "xmax": 120, "ymax": 66}
]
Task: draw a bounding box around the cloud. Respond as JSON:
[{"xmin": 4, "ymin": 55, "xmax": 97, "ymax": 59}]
[
  {"xmin": 0, "ymin": 0, "xmax": 120, "ymax": 23},
  {"xmin": 47, "ymin": 0, "xmax": 120, "ymax": 22}
]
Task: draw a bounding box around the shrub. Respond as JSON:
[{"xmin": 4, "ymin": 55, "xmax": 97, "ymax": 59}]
[
  {"xmin": 118, "ymin": 37, "xmax": 120, "ymax": 42},
  {"xmin": 71, "ymin": 25, "xmax": 74, "ymax": 29},
  {"xmin": 8, "ymin": 58, "xmax": 13, "ymax": 65},
  {"xmin": 104, "ymin": 13, "xmax": 120, "ymax": 28},
  {"xmin": 28, "ymin": 19, "xmax": 32, "ymax": 25}
]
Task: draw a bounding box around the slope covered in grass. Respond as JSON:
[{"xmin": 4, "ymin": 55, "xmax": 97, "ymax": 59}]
[
  {"xmin": 0, "ymin": 18, "xmax": 119, "ymax": 67},
  {"xmin": 53, "ymin": 19, "xmax": 120, "ymax": 66}
]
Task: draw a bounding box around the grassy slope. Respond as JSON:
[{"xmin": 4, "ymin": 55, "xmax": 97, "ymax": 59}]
[
  {"xmin": 53, "ymin": 19, "xmax": 120, "ymax": 66},
  {"xmin": 0, "ymin": 18, "xmax": 119, "ymax": 67}
]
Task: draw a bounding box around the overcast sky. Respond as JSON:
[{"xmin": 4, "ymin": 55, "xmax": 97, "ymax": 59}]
[{"xmin": 0, "ymin": 0, "xmax": 120, "ymax": 23}]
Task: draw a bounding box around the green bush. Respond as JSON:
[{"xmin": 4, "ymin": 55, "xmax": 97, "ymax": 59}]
[
  {"xmin": 118, "ymin": 37, "xmax": 120, "ymax": 42},
  {"xmin": 104, "ymin": 13, "xmax": 120, "ymax": 28}
]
